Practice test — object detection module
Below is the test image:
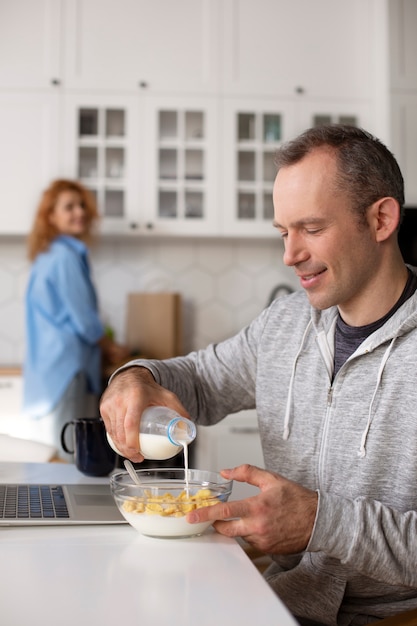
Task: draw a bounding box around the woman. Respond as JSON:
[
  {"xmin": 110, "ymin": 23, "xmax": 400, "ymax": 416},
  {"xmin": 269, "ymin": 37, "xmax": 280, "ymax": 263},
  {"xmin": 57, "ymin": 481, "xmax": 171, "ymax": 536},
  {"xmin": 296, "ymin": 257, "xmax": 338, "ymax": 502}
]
[{"xmin": 23, "ymin": 179, "xmax": 129, "ymax": 459}]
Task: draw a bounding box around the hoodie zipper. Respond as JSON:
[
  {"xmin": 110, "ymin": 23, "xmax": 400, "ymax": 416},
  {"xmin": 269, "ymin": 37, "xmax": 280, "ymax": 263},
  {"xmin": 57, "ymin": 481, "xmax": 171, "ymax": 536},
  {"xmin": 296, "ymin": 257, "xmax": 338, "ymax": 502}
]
[
  {"xmin": 327, "ymin": 387, "xmax": 333, "ymax": 406},
  {"xmin": 317, "ymin": 385, "xmax": 334, "ymax": 487}
]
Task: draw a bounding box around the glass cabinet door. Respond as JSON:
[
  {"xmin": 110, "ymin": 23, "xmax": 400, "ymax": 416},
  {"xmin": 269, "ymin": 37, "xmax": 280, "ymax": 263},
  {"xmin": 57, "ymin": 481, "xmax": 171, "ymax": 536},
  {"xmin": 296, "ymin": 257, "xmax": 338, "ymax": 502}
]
[
  {"xmin": 144, "ymin": 97, "xmax": 219, "ymax": 235},
  {"xmin": 157, "ymin": 109, "xmax": 205, "ymax": 220},
  {"xmin": 65, "ymin": 95, "xmax": 218, "ymax": 236},
  {"xmin": 236, "ymin": 111, "xmax": 282, "ymax": 222},
  {"xmin": 222, "ymin": 100, "xmax": 296, "ymax": 236},
  {"xmin": 64, "ymin": 94, "xmax": 141, "ymax": 234},
  {"xmin": 76, "ymin": 107, "xmax": 126, "ymax": 218},
  {"xmin": 295, "ymin": 99, "xmax": 371, "ymax": 138}
]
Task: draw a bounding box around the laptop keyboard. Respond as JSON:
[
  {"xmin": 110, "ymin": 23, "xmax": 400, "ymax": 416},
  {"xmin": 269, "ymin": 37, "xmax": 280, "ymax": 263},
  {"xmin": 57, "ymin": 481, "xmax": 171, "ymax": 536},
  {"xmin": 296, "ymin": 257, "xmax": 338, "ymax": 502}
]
[{"xmin": 0, "ymin": 485, "xmax": 70, "ymax": 519}]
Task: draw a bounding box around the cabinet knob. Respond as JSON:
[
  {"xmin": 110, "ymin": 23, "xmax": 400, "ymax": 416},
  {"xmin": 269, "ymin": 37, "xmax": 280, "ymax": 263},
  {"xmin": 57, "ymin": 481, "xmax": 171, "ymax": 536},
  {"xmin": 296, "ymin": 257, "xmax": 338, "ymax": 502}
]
[
  {"xmin": 145, "ymin": 223, "xmax": 154, "ymax": 230},
  {"xmin": 295, "ymin": 86, "xmax": 305, "ymax": 95},
  {"xmin": 139, "ymin": 81, "xmax": 148, "ymax": 89},
  {"xmin": 51, "ymin": 78, "xmax": 61, "ymax": 86},
  {"xmin": 129, "ymin": 222, "xmax": 138, "ymax": 230}
]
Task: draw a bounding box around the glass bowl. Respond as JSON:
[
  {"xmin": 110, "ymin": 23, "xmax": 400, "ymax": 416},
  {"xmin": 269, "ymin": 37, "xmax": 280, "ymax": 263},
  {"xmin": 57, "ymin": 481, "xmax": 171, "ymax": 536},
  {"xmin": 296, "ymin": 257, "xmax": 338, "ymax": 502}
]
[{"xmin": 110, "ymin": 468, "xmax": 233, "ymax": 539}]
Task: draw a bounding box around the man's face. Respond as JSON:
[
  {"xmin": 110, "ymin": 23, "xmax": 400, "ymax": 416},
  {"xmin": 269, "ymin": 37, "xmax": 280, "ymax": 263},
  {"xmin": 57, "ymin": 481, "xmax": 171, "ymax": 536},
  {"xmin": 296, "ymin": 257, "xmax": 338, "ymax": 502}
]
[{"xmin": 273, "ymin": 148, "xmax": 379, "ymax": 322}]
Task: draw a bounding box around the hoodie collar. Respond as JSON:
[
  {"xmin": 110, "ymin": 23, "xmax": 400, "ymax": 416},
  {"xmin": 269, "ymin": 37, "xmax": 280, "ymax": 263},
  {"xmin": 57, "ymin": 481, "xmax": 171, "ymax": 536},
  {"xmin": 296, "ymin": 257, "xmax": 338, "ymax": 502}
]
[{"xmin": 282, "ymin": 290, "xmax": 417, "ymax": 456}]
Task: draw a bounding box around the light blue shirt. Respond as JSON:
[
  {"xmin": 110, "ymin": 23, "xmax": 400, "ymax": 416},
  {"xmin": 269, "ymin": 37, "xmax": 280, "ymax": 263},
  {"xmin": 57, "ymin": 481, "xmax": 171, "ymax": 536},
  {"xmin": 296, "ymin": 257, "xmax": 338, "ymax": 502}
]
[{"xmin": 23, "ymin": 235, "xmax": 104, "ymax": 417}]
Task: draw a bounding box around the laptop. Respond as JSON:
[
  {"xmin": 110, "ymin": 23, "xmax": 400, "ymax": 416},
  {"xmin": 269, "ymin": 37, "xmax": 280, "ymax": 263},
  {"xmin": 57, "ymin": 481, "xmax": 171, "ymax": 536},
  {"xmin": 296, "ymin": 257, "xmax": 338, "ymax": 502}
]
[{"xmin": 0, "ymin": 482, "xmax": 127, "ymax": 526}]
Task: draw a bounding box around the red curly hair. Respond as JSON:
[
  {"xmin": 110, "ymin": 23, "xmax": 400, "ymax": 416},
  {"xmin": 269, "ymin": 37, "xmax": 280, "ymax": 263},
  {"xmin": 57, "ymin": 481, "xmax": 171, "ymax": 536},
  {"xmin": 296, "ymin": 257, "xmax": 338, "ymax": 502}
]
[{"xmin": 27, "ymin": 179, "xmax": 100, "ymax": 261}]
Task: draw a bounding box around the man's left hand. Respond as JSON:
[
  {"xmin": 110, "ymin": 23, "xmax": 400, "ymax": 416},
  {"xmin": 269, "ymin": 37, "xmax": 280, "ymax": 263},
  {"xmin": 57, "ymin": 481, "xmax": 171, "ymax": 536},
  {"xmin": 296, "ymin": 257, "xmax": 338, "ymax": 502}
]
[{"xmin": 186, "ymin": 464, "xmax": 318, "ymax": 554}]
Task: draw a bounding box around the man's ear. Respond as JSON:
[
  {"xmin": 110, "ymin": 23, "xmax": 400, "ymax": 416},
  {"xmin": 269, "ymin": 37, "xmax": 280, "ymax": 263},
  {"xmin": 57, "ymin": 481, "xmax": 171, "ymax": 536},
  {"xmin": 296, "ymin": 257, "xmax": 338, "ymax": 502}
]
[{"xmin": 370, "ymin": 197, "xmax": 401, "ymax": 243}]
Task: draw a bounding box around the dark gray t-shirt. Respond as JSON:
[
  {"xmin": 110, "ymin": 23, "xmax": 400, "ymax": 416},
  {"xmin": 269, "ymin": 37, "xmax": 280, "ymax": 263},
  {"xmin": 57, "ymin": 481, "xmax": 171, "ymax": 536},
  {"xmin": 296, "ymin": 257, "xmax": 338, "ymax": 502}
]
[{"xmin": 334, "ymin": 269, "xmax": 417, "ymax": 376}]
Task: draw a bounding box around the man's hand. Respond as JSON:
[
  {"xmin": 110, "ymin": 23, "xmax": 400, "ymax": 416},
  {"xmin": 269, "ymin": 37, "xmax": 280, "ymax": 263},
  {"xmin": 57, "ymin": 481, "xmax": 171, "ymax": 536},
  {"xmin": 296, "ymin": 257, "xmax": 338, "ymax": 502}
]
[
  {"xmin": 100, "ymin": 366, "xmax": 189, "ymax": 462},
  {"xmin": 187, "ymin": 464, "xmax": 318, "ymax": 555}
]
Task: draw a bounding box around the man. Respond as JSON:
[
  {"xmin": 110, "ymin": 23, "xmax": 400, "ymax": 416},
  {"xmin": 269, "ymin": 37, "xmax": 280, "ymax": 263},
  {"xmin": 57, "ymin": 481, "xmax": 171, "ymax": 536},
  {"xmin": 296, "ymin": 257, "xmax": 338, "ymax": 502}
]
[{"xmin": 100, "ymin": 125, "xmax": 417, "ymax": 625}]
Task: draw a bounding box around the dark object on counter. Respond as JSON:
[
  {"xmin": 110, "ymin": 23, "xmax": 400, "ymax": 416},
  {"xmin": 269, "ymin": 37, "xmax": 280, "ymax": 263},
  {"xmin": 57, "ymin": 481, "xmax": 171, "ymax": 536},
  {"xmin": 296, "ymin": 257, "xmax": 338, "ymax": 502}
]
[
  {"xmin": 267, "ymin": 284, "xmax": 294, "ymax": 306},
  {"xmin": 398, "ymin": 207, "xmax": 417, "ymax": 266},
  {"xmin": 61, "ymin": 417, "xmax": 116, "ymax": 476}
]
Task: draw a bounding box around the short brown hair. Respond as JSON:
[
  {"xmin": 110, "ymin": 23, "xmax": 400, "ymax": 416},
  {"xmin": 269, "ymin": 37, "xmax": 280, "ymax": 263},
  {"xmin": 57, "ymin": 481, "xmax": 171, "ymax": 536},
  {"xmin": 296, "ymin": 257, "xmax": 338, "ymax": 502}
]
[
  {"xmin": 274, "ymin": 125, "xmax": 405, "ymax": 225},
  {"xmin": 27, "ymin": 179, "xmax": 99, "ymax": 261}
]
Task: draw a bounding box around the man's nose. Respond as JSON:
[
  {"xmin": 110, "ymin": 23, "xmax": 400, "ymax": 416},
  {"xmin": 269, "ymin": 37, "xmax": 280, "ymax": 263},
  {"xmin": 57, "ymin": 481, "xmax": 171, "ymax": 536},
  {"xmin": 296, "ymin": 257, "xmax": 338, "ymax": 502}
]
[{"xmin": 282, "ymin": 234, "xmax": 308, "ymax": 267}]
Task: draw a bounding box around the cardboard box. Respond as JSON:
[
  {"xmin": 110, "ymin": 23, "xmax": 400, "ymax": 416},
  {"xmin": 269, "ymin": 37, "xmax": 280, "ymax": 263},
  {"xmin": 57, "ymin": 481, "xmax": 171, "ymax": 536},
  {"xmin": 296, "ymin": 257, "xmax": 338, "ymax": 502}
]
[{"xmin": 125, "ymin": 292, "xmax": 183, "ymax": 360}]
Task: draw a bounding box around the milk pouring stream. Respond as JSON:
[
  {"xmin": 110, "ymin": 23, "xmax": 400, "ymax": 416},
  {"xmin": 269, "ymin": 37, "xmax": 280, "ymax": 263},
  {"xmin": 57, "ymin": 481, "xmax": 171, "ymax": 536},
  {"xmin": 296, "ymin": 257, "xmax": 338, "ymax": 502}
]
[{"xmin": 106, "ymin": 406, "xmax": 196, "ymax": 460}]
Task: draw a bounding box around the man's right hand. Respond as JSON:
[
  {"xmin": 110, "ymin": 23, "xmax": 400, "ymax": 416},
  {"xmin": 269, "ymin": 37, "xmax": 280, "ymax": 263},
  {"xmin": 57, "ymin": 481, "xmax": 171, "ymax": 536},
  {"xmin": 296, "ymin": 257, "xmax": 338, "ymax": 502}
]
[{"xmin": 99, "ymin": 366, "xmax": 189, "ymax": 462}]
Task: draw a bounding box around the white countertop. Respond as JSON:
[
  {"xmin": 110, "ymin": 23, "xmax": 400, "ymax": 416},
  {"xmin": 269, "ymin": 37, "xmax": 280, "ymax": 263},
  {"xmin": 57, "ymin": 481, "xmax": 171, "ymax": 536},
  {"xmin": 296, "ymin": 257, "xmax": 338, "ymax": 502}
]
[{"xmin": 0, "ymin": 462, "xmax": 297, "ymax": 626}]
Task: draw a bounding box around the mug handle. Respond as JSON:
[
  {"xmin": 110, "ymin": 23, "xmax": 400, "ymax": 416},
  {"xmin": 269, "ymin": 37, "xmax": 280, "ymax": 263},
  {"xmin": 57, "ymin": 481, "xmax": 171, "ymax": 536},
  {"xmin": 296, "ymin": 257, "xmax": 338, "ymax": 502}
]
[{"xmin": 60, "ymin": 421, "xmax": 75, "ymax": 454}]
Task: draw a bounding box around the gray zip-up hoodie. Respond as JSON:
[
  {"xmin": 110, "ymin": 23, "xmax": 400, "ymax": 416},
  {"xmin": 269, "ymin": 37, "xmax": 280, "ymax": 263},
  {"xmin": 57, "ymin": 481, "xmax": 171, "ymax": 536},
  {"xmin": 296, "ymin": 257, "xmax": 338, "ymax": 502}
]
[{"xmin": 131, "ymin": 287, "xmax": 417, "ymax": 624}]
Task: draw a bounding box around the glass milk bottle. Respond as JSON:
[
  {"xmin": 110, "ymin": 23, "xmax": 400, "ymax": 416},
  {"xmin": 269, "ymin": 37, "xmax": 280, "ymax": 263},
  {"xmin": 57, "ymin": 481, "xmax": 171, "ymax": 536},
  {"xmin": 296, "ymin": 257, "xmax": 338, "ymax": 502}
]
[
  {"xmin": 139, "ymin": 406, "xmax": 196, "ymax": 459},
  {"xmin": 107, "ymin": 406, "xmax": 196, "ymax": 460}
]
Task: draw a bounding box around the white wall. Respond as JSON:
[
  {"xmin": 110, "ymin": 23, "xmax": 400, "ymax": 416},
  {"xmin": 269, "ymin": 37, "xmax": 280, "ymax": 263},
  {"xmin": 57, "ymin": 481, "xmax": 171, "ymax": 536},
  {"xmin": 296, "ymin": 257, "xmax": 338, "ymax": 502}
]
[{"xmin": 0, "ymin": 236, "xmax": 300, "ymax": 365}]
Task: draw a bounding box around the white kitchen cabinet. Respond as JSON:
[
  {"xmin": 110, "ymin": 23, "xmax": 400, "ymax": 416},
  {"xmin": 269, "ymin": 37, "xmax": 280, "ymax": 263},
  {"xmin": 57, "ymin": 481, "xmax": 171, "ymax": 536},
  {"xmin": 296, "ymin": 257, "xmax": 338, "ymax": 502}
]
[
  {"xmin": 296, "ymin": 100, "xmax": 376, "ymax": 140},
  {"xmin": 143, "ymin": 96, "xmax": 220, "ymax": 235},
  {"xmin": 62, "ymin": 0, "xmax": 220, "ymax": 94},
  {"xmin": 62, "ymin": 93, "xmax": 143, "ymax": 234},
  {"xmin": 0, "ymin": 0, "xmax": 394, "ymax": 237},
  {"xmin": 0, "ymin": 371, "xmax": 58, "ymax": 460},
  {"xmin": 0, "ymin": 0, "xmax": 62, "ymax": 90},
  {"xmin": 0, "ymin": 372, "xmax": 24, "ymax": 435},
  {"xmin": 391, "ymin": 95, "xmax": 417, "ymax": 205},
  {"xmin": 0, "ymin": 93, "xmax": 61, "ymax": 234},
  {"xmin": 221, "ymin": 99, "xmax": 295, "ymax": 236},
  {"xmin": 195, "ymin": 410, "xmax": 264, "ymax": 501},
  {"xmin": 63, "ymin": 93, "xmax": 221, "ymax": 235},
  {"xmin": 0, "ymin": 374, "xmax": 22, "ymax": 416},
  {"xmin": 0, "ymin": 0, "xmax": 64, "ymax": 235},
  {"xmin": 221, "ymin": 98, "xmax": 375, "ymax": 236},
  {"xmin": 389, "ymin": 0, "xmax": 417, "ymax": 91},
  {"xmin": 220, "ymin": 0, "xmax": 377, "ymax": 101},
  {"xmin": 389, "ymin": 0, "xmax": 417, "ymax": 206}
]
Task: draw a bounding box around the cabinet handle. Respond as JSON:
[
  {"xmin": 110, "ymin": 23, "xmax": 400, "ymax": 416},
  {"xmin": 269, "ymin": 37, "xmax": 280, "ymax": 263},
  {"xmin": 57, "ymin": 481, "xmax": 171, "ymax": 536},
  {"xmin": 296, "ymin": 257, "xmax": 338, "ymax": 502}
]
[{"xmin": 229, "ymin": 427, "xmax": 259, "ymax": 435}]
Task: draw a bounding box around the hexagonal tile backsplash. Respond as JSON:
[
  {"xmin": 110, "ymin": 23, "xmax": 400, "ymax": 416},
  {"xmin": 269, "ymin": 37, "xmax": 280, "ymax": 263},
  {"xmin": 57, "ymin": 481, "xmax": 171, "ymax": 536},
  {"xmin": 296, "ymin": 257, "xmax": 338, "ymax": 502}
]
[{"xmin": 0, "ymin": 237, "xmax": 300, "ymax": 365}]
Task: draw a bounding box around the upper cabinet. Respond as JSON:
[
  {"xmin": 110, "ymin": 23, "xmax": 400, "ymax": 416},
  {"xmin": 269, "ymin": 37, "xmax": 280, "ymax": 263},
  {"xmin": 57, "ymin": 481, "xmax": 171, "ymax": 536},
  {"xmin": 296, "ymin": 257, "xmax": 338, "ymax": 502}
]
[
  {"xmin": 391, "ymin": 95, "xmax": 417, "ymax": 204},
  {"xmin": 0, "ymin": 92, "xmax": 61, "ymax": 234},
  {"xmin": 0, "ymin": 0, "xmax": 400, "ymax": 236},
  {"xmin": 220, "ymin": 0, "xmax": 376, "ymax": 100},
  {"xmin": 0, "ymin": 0, "xmax": 62, "ymax": 89},
  {"xmin": 62, "ymin": 0, "xmax": 220, "ymax": 94},
  {"xmin": 0, "ymin": 0, "xmax": 63, "ymax": 234},
  {"xmin": 221, "ymin": 97, "xmax": 375, "ymax": 236},
  {"xmin": 221, "ymin": 99, "xmax": 295, "ymax": 237},
  {"xmin": 62, "ymin": 93, "xmax": 220, "ymax": 236},
  {"xmin": 142, "ymin": 95, "xmax": 220, "ymax": 235},
  {"xmin": 389, "ymin": 0, "xmax": 417, "ymax": 204},
  {"xmin": 62, "ymin": 93, "xmax": 142, "ymax": 234},
  {"xmin": 389, "ymin": 0, "xmax": 417, "ymax": 91}
]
